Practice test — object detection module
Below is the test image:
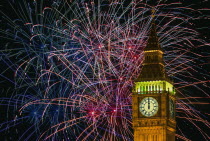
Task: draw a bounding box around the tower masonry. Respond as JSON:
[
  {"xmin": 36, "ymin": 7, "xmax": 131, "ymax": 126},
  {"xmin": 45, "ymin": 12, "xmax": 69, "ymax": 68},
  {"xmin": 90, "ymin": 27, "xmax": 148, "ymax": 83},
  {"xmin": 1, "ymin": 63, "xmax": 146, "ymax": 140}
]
[{"xmin": 132, "ymin": 20, "xmax": 176, "ymax": 141}]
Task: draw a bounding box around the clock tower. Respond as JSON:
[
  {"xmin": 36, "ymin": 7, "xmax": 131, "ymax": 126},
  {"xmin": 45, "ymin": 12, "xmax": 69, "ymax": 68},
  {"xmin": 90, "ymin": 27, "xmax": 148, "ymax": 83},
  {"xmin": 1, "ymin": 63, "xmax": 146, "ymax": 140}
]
[{"xmin": 132, "ymin": 19, "xmax": 176, "ymax": 141}]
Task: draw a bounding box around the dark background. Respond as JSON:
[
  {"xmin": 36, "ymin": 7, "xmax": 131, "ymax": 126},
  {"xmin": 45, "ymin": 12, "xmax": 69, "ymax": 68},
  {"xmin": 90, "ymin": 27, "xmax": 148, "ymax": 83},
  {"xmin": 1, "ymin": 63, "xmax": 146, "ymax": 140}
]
[{"xmin": 0, "ymin": 0, "xmax": 210, "ymax": 140}]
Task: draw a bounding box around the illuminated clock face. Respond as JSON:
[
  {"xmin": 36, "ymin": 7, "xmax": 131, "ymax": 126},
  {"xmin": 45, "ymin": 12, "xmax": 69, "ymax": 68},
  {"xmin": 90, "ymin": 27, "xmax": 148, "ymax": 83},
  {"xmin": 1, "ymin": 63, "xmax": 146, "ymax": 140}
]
[
  {"xmin": 139, "ymin": 97, "xmax": 158, "ymax": 117},
  {"xmin": 169, "ymin": 99, "xmax": 175, "ymax": 118}
]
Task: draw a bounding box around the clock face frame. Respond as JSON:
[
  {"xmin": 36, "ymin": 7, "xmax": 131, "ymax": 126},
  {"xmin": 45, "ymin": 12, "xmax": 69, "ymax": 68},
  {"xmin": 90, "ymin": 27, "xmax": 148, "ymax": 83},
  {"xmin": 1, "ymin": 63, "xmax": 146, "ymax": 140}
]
[
  {"xmin": 139, "ymin": 97, "xmax": 158, "ymax": 117},
  {"xmin": 169, "ymin": 99, "xmax": 175, "ymax": 118}
]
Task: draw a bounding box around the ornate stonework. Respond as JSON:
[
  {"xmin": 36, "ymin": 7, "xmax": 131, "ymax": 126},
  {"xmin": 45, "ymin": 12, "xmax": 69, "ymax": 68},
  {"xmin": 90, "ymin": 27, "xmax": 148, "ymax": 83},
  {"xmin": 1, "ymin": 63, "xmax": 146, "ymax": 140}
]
[{"xmin": 132, "ymin": 20, "xmax": 176, "ymax": 141}]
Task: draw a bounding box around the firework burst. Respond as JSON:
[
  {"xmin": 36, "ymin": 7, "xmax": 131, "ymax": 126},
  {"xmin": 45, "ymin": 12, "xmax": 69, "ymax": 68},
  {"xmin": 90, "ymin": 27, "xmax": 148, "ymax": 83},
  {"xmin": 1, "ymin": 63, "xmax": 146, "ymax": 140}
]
[{"xmin": 0, "ymin": 0, "xmax": 210, "ymax": 140}]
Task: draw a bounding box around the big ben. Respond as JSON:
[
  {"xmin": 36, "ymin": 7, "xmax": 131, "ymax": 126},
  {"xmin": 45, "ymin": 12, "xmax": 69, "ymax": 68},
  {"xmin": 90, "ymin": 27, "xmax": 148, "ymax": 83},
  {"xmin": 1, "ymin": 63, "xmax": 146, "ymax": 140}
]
[{"xmin": 132, "ymin": 18, "xmax": 176, "ymax": 140}]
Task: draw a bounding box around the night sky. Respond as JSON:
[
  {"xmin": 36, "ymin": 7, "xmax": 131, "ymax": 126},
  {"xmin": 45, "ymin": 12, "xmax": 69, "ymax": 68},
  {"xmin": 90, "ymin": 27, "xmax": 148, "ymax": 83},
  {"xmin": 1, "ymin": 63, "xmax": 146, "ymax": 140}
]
[{"xmin": 0, "ymin": 0, "xmax": 210, "ymax": 141}]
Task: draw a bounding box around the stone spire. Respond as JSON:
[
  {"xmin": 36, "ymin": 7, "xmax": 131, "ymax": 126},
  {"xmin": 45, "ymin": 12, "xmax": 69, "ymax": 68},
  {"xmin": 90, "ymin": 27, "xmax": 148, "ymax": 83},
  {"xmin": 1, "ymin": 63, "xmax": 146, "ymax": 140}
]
[
  {"xmin": 135, "ymin": 9, "xmax": 170, "ymax": 82},
  {"xmin": 145, "ymin": 8, "xmax": 162, "ymax": 51}
]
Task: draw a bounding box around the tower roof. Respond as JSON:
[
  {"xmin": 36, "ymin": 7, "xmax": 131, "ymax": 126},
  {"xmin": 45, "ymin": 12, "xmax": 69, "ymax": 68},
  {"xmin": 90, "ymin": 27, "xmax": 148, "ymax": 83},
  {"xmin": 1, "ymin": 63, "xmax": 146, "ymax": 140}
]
[
  {"xmin": 135, "ymin": 20, "xmax": 171, "ymax": 82},
  {"xmin": 144, "ymin": 20, "xmax": 162, "ymax": 51}
]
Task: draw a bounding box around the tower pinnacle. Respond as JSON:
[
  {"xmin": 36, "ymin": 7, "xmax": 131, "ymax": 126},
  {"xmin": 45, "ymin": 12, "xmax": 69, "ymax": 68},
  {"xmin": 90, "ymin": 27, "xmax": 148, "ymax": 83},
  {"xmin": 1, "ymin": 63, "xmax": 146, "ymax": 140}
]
[
  {"xmin": 135, "ymin": 17, "xmax": 169, "ymax": 82},
  {"xmin": 151, "ymin": 7, "xmax": 155, "ymax": 18}
]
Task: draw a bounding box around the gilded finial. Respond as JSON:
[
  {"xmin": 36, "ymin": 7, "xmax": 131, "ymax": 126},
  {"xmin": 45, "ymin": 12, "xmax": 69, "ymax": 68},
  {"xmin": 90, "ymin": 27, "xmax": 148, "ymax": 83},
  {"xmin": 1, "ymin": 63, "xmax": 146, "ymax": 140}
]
[{"xmin": 151, "ymin": 7, "xmax": 155, "ymax": 18}]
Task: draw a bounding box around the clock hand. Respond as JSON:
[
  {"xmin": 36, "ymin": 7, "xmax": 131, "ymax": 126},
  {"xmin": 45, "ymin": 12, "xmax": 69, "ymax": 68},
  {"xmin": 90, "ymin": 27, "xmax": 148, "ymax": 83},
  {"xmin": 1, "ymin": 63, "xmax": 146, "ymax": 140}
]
[{"xmin": 148, "ymin": 98, "xmax": 150, "ymax": 109}]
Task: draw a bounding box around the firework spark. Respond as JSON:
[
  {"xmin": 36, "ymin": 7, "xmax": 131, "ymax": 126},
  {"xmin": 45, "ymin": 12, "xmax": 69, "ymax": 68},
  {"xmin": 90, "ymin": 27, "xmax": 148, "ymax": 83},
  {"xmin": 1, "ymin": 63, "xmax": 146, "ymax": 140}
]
[{"xmin": 0, "ymin": 0, "xmax": 210, "ymax": 140}]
